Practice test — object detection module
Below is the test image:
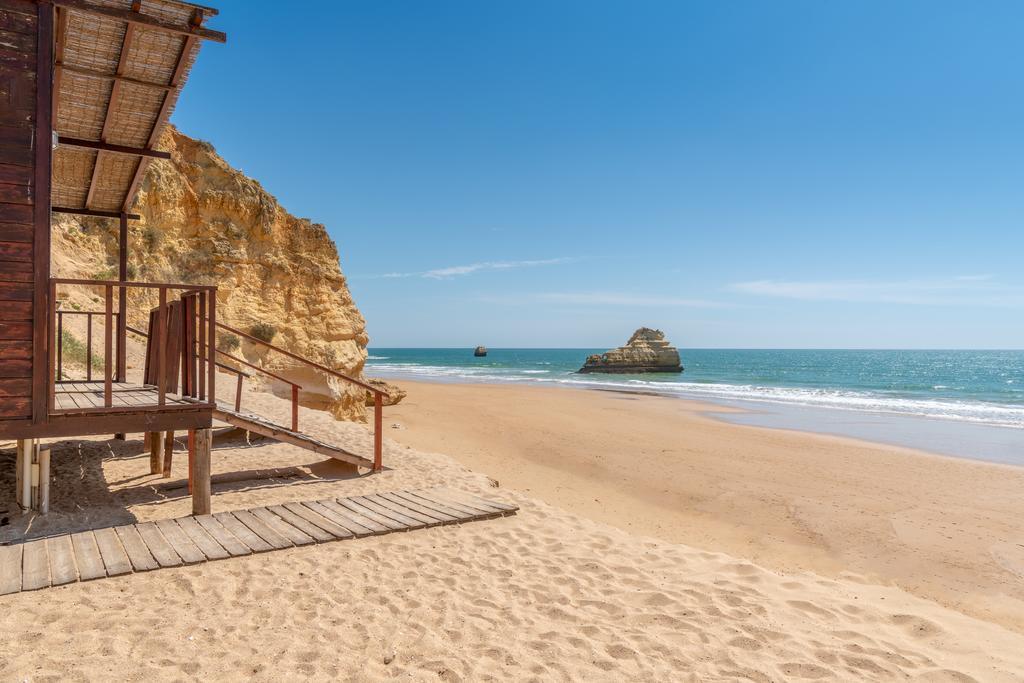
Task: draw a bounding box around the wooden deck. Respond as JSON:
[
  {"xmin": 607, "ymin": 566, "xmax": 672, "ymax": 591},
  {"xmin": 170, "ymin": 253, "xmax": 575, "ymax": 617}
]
[
  {"xmin": 52, "ymin": 381, "xmax": 194, "ymax": 413},
  {"xmin": 0, "ymin": 488, "xmax": 517, "ymax": 594}
]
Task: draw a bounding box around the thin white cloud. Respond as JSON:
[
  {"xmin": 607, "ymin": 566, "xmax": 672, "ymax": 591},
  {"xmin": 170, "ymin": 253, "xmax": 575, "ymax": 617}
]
[
  {"xmin": 478, "ymin": 292, "xmax": 726, "ymax": 308},
  {"xmin": 538, "ymin": 292, "xmax": 725, "ymax": 308},
  {"xmin": 730, "ymin": 276, "xmax": 1023, "ymax": 307},
  {"xmin": 363, "ymin": 257, "xmax": 577, "ymax": 280}
]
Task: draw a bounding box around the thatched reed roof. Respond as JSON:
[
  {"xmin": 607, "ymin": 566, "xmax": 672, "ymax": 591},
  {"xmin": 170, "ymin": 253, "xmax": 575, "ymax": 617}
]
[{"xmin": 51, "ymin": 0, "xmax": 224, "ymax": 216}]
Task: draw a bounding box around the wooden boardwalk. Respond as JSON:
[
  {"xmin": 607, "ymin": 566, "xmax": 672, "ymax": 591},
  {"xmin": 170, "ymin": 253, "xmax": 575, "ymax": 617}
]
[{"xmin": 0, "ymin": 488, "xmax": 517, "ymax": 594}]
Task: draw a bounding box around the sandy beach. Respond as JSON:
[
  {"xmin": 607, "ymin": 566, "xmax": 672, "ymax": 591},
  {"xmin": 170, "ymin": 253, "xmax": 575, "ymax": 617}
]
[
  {"xmin": 0, "ymin": 378, "xmax": 1022, "ymax": 680},
  {"xmin": 383, "ymin": 380, "xmax": 1024, "ymax": 635}
]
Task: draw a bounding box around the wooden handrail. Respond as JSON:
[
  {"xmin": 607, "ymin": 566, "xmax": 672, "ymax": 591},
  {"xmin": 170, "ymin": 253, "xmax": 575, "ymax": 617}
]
[
  {"xmin": 214, "ymin": 320, "xmax": 383, "ymax": 467},
  {"xmin": 52, "ymin": 277, "xmax": 217, "ymax": 291},
  {"xmin": 213, "ymin": 321, "xmax": 385, "ymax": 395},
  {"xmin": 214, "ymin": 348, "xmax": 302, "ymax": 389}
]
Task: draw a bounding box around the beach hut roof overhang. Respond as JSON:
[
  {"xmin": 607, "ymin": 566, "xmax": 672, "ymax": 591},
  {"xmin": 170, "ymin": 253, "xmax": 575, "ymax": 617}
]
[{"xmin": 49, "ymin": 0, "xmax": 225, "ymax": 219}]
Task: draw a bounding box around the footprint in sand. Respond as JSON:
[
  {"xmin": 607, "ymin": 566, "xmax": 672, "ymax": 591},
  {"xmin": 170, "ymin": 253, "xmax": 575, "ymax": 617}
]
[
  {"xmin": 781, "ymin": 662, "xmax": 833, "ymax": 679},
  {"xmin": 890, "ymin": 614, "xmax": 945, "ymax": 639}
]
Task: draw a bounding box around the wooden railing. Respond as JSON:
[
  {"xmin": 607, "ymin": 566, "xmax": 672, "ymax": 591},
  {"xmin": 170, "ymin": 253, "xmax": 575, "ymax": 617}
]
[
  {"xmin": 213, "ymin": 321, "xmax": 386, "ymax": 472},
  {"xmin": 49, "ymin": 278, "xmax": 218, "ymax": 413},
  {"xmin": 125, "ymin": 325, "xmax": 251, "ymax": 412},
  {"xmin": 55, "ymin": 309, "xmax": 120, "ymax": 382}
]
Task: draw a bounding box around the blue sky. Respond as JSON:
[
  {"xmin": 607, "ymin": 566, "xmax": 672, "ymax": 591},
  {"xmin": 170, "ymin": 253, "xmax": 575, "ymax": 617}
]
[{"xmin": 172, "ymin": 1, "xmax": 1024, "ymax": 348}]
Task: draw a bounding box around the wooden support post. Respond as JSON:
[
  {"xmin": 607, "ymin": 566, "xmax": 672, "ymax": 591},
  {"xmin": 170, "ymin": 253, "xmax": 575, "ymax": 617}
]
[
  {"xmin": 207, "ymin": 291, "xmax": 216, "ymax": 404},
  {"xmin": 157, "ymin": 286, "xmax": 167, "ymax": 405},
  {"xmin": 116, "ymin": 212, "xmax": 128, "ymax": 382},
  {"xmin": 104, "ymin": 285, "xmax": 113, "ymax": 406},
  {"xmin": 15, "ymin": 440, "xmax": 26, "ymax": 510},
  {"xmin": 148, "ymin": 431, "xmax": 161, "ymax": 474},
  {"xmin": 56, "ymin": 312, "xmax": 63, "ymax": 380},
  {"xmin": 373, "ymin": 393, "xmax": 383, "ymax": 472},
  {"xmin": 198, "ymin": 292, "xmax": 206, "ymax": 401},
  {"xmin": 291, "ymin": 385, "xmax": 299, "ymax": 432},
  {"xmin": 86, "ymin": 313, "xmax": 92, "ymax": 382},
  {"xmin": 162, "ymin": 430, "xmax": 174, "ymax": 478},
  {"xmin": 29, "ymin": 445, "xmax": 39, "ymax": 510},
  {"xmin": 192, "ymin": 428, "xmax": 211, "ymax": 515},
  {"xmin": 234, "ymin": 372, "xmax": 243, "ymax": 412},
  {"xmin": 38, "ymin": 447, "xmax": 50, "ymax": 514},
  {"xmin": 187, "ymin": 429, "xmax": 195, "ymax": 494}
]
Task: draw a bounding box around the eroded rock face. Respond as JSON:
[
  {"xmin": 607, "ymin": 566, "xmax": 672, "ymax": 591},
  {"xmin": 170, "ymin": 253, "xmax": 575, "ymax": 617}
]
[
  {"xmin": 579, "ymin": 328, "xmax": 683, "ymax": 374},
  {"xmin": 364, "ymin": 379, "xmax": 407, "ymax": 407},
  {"xmin": 51, "ymin": 127, "xmax": 371, "ymax": 420}
]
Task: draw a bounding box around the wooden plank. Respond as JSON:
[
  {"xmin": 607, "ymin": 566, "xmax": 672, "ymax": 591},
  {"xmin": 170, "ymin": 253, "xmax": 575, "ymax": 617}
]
[
  {"xmin": 114, "ymin": 524, "xmax": 158, "ymax": 572},
  {"xmin": 434, "ymin": 487, "xmax": 517, "ymax": 513},
  {"xmin": 334, "ymin": 497, "xmax": 407, "ymax": 532},
  {"xmin": 0, "ymin": 222, "xmax": 32, "ymax": 243},
  {"xmin": 93, "ymin": 526, "xmax": 132, "ymax": 576},
  {"xmin": 393, "ymin": 490, "xmax": 473, "ymax": 521},
  {"xmin": 135, "ymin": 522, "xmax": 182, "ymax": 568},
  {"xmin": 284, "ymin": 502, "xmax": 354, "ymax": 539},
  {"xmin": 155, "ymin": 519, "xmax": 205, "ymax": 564},
  {"xmin": 382, "ymin": 491, "xmax": 460, "ymax": 524},
  {"xmin": 230, "ymin": 509, "xmax": 292, "ymax": 550},
  {"xmin": 0, "ymin": 358, "xmax": 29, "ymax": 377},
  {"xmin": 402, "ymin": 490, "xmax": 492, "ymax": 519},
  {"xmin": 0, "ymin": 6, "xmax": 35, "ymax": 35},
  {"xmin": 212, "ymin": 512, "xmax": 274, "ymax": 553},
  {"xmin": 351, "ymin": 495, "xmax": 427, "ymax": 529},
  {"xmin": 0, "ymin": 300, "xmax": 31, "ymax": 320},
  {"xmin": 0, "ymin": 543, "xmax": 23, "ymax": 594},
  {"xmin": 0, "ymin": 378, "xmax": 30, "ymax": 395},
  {"xmin": 266, "ymin": 505, "xmax": 334, "ymax": 542},
  {"xmin": 46, "ymin": 535, "xmax": 78, "ymax": 586},
  {"xmin": 0, "ymin": 321, "xmax": 31, "ymax": 339},
  {"xmin": 0, "ymin": 340, "xmax": 31, "ymax": 359},
  {"xmin": 303, "ymin": 500, "xmax": 375, "ymax": 537},
  {"xmin": 368, "ymin": 493, "xmax": 448, "ymax": 526},
  {"xmin": 175, "ymin": 516, "xmax": 229, "ymax": 561},
  {"xmin": 0, "ymin": 395, "xmax": 30, "ymax": 416},
  {"xmin": 21, "ymin": 539, "xmax": 49, "ymax": 590},
  {"xmin": 0, "ymin": 202, "xmax": 31, "ymax": 222},
  {"xmin": 315, "ymin": 499, "xmax": 387, "ymax": 536},
  {"xmin": 194, "ymin": 514, "xmax": 252, "ymax": 557},
  {"xmin": 70, "ymin": 531, "xmax": 106, "ymax": 581},
  {"xmin": 0, "ymin": 239, "xmax": 30, "ymax": 260},
  {"xmin": 249, "ymin": 507, "xmax": 315, "ymax": 547},
  {"xmin": 0, "ymin": 280, "xmax": 32, "ymax": 300},
  {"xmin": 0, "ymin": 182, "xmax": 29, "ymax": 204}
]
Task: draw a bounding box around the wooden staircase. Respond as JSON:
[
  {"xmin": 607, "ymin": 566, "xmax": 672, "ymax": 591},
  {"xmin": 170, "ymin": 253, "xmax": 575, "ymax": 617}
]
[{"xmin": 212, "ymin": 404, "xmax": 375, "ymax": 470}]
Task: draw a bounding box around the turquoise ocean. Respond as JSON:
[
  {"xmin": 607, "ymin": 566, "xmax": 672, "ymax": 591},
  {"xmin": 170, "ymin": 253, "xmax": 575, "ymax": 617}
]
[{"xmin": 367, "ymin": 349, "xmax": 1024, "ymax": 431}]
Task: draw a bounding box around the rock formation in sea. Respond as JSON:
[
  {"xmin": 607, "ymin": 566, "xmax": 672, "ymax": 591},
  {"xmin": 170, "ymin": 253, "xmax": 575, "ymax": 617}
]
[
  {"xmin": 579, "ymin": 328, "xmax": 684, "ymax": 374},
  {"xmin": 51, "ymin": 126, "xmax": 373, "ymax": 420},
  {"xmin": 474, "ymin": 346, "xmax": 488, "ymax": 357}
]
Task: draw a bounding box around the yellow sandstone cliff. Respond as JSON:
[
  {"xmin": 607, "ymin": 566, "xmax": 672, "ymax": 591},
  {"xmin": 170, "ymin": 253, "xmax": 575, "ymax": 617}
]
[{"xmin": 51, "ymin": 127, "xmax": 371, "ymax": 420}]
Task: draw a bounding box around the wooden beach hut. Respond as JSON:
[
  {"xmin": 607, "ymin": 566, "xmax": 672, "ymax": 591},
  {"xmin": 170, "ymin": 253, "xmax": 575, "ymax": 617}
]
[{"xmin": 0, "ymin": 0, "xmax": 385, "ymax": 518}]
